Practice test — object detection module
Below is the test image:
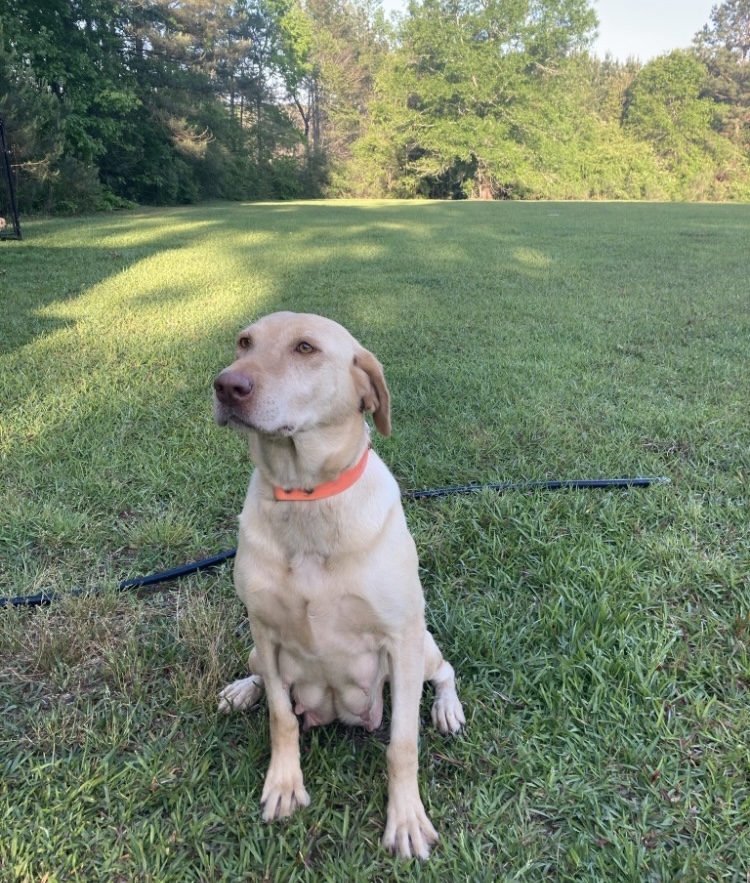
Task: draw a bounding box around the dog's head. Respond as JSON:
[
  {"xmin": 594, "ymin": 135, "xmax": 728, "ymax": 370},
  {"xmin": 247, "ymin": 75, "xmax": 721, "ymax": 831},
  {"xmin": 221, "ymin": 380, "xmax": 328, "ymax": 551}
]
[{"xmin": 213, "ymin": 312, "xmax": 391, "ymax": 438}]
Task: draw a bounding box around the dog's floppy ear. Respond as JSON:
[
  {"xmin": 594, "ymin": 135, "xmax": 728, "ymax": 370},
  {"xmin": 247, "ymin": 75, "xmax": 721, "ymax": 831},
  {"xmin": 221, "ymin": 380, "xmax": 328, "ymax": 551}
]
[{"xmin": 352, "ymin": 348, "xmax": 391, "ymax": 436}]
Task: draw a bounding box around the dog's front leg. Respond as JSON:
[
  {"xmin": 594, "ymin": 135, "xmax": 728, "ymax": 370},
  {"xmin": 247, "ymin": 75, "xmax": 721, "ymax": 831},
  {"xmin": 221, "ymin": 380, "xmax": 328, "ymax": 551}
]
[
  {"xmin": 255, "ymin": 642, "xmax": 311, "ymax": 821},
  {"xmin": 382, "ymin": 633, "xmax": 438, "ymax": 860}
]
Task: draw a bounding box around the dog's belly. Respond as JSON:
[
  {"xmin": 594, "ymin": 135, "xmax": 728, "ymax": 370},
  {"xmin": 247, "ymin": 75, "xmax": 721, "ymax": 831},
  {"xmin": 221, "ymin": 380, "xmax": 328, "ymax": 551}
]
[
  {"xmin": 259, "ymin": 587, "xmax": 389, "ymax": 731},
  {"xmin": 238, "ymin": 535, "xmax": 417, "ymax": 733},
  {"xmin": 280, "ymin": 644, "xmax": 387, "ymax": 731}
]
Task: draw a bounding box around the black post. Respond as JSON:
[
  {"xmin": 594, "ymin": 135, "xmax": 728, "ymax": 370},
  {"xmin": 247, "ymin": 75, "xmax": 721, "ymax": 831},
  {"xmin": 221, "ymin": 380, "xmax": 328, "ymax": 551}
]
[{"xmin": 0, "ymin": 114, "xmax": 22, "ymax": 241}]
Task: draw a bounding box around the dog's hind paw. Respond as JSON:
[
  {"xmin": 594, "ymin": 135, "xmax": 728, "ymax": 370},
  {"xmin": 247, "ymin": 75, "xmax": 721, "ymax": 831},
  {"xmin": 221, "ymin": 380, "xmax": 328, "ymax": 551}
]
[
  {"xmin": 218, "ymin": 675, "xmax": 264, "ymax": 714},
  {"xmin": 431, "ymin": 690, "xmax": 466, "ymax": 734}
]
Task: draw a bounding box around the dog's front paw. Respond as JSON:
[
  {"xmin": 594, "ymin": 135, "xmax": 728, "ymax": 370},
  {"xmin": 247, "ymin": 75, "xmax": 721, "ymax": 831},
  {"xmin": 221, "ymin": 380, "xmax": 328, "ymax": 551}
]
[
  {"xmin": 261, "ymin": 765, "xmax": 311, "ymax": 821},
  {"xmin": 382, "ymin": 796, "xmax": 439, "ymax": 860},
  {"xmin": 218, "ymin": 675, "xmax": 264, "ymax": 714}
]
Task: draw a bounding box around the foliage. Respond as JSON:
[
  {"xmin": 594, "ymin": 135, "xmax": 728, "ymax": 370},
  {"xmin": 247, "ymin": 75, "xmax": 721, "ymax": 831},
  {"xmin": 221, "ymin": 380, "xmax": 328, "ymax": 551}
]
[
  {"xmin": 694, "ymin": 0, "xmax": 750, "ymax": 61},
  {"xmin": 0, "ymin": 0, "xmax": 315, "ymax": 211},
  {"xmin": 351, "ymin": 1, "xmax": 750, "ymax": 200},
  {"xmin": 291, "ymin": 0, "xmax": 390, "ymax": 195},
  {"xmin": 694, "ymin": 0, "xmax": 750, "ymax": 157},
  {"xmin": 1, "ymin": 0, "xmax": 750, "ymax": 207},
  {"xmin": 624, "ymin": 53, "xmax": 714, "ymax": 151},
  {"xmin": 0, "ymin": 31, "xmax": 67, "ymax": 211},
  {"xmin": 622, "ymin": 51, "xmax": 750, "ymax": 200}
]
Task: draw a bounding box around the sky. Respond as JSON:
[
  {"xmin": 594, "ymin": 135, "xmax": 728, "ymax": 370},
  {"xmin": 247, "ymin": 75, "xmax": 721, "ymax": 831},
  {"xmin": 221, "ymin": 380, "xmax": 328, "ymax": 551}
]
[
  {"xmin": 591, "ymin": 0, "xmax": 716, "ymax": 63},
  {"xmin": 380, "ymin": 0, "xmax": 718, "ymax": 64}
]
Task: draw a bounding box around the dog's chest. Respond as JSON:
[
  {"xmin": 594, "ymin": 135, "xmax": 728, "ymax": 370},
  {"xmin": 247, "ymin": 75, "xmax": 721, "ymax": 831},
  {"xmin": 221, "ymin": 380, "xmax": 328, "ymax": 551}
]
[{"xmin": 251, "ymin": 554, "xmax": 383, "ymax": 654}]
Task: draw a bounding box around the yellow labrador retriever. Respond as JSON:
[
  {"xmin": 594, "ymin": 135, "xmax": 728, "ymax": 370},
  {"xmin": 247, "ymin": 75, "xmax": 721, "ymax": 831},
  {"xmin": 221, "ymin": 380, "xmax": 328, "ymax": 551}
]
[{"xmin": 213, "ymin": 312, "xmax": 464, "ymax": 859}]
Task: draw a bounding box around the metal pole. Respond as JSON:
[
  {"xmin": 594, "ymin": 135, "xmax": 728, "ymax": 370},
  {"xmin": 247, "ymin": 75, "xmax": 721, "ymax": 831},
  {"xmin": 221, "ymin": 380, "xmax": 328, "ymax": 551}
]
[{"xmin": 0, "ymin": 113, "xmax": 22, "ymax": 240}]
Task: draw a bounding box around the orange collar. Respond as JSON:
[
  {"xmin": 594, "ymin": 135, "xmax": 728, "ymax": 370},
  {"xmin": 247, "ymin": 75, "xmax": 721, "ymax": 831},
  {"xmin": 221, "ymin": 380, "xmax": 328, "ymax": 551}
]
[{"xmin": 273, "ymin": 447, "xmax": 370, "ymax": 502}]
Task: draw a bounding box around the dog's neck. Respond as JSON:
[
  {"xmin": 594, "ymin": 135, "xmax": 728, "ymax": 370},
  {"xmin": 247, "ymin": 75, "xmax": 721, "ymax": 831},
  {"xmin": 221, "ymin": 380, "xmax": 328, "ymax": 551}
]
[{"xmin": 249, "ymin": 419, "xmax": 371, "ymax": 499}]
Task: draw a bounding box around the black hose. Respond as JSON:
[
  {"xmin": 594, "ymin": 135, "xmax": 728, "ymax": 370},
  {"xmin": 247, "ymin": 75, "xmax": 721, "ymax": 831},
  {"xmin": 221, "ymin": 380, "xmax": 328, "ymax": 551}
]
[
  {"xmin": 404, "ymin": 476, "xmax": 669, "ymax": 500},
  {"xmin": 0, "ymin": 550, "xmax": 238, "ymax": 609},
  {"xmin": 117, "ymin": 549, "xmax": 237, "ymax": 592},
  {"xmin": 0, "ymin": 476, "xmax": 669, "ymax": 609}
]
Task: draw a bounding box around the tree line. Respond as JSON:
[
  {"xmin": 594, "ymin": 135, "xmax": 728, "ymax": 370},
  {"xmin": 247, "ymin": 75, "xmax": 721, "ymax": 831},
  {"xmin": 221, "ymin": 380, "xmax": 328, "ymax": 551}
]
[{"xmin": 1, "ymin": 0, "xmax": 749, "ymax": 212}]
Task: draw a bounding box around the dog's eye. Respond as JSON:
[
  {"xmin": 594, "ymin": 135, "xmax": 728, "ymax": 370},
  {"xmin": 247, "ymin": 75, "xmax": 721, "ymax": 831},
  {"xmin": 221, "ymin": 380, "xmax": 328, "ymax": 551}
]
[
  {"xmin": 296, "ymin": 341, "xmax": 315, "ymax": 354},
  {"xmin": 238, "ymin": 335, "xmax": 252, "ymax": 350}
]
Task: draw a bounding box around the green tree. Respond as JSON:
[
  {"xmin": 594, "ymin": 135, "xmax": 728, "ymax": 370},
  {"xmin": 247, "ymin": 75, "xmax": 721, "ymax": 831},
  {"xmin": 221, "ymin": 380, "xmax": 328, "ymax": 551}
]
[
  {"xmin": 0, "ymin": 32, "xmax": 65, "ymax": 212},
  {"xmin": 623, "ymin": 51, "xmax": 750, "ymax": 198},
  {"xmin": 0, "ymin": 0, "xmax": 315, "ymax": 206},
  {"xmin": 115, "ymin": 0, "xmax": 263, "ymax": 203},
  {"xmin": 623, "ymin": 52, "xmax": 714, "ymax": 156},
  {"xmin": 288, "ymin": 0, "xmax": 389, "ymax": 193},
  {"xmin": 693, "ymin": 0, "xmax": 750, "ymax": 150},
  {"xmin": 695, "ymin": 0, "xmax": 750, "ymax": 61},
  {"xmin": 354, "ymin": 0, "xmax": 597, "ymax": 198},
  {"xmin": 1, "ymin": 0, "xmax": 139, "ymax": 163},
  {"xmin": 506, "ymin": 54, "xmax": 670, "ymax": 199}
]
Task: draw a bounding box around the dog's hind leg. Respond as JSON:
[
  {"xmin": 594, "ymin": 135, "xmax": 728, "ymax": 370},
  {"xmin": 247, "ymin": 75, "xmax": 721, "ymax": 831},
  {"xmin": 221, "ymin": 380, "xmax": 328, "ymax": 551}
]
[
  {"xmin": 218, "ymin": 646, "xmax": 265, "ymax": 713},
  {"xmin": 423, "ymin": 631, "xmax": 465, "ymax": 734}
]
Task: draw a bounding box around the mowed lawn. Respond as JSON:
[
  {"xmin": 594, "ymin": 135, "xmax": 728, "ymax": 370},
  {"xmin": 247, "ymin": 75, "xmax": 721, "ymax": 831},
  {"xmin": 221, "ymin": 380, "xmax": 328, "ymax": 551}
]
[{"xmin": 1, "ymin": 200, "xmax": 749, "ymax": 882}]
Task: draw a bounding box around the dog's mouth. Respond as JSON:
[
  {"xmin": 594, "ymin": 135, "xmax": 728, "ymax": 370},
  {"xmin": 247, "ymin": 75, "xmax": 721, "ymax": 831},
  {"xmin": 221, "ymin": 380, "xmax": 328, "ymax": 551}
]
[
  {"xmin": 213, "ymin": 397, "xmax": 254, "ymax": 429},
  {"xmin": 217, "ymin": 408, "xmax": 295, "ymax": 437},
  {"xmin": 225, "ymin": 413, "xmax": 255, "ymax": 430}
]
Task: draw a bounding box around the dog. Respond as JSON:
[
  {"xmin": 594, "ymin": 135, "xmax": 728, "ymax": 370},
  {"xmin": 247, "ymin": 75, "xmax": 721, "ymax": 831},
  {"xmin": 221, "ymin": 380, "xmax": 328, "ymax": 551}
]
[{"xmin": 213, "ymin": 312, "xmax": 464, "ymax": 859}]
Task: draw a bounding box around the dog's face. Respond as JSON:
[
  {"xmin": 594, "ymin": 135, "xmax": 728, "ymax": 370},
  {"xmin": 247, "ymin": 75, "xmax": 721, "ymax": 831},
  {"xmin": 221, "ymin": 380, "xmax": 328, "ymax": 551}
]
[{"xmin": 213, "ymin": 312, "xmax": 391, "ymax": 438}]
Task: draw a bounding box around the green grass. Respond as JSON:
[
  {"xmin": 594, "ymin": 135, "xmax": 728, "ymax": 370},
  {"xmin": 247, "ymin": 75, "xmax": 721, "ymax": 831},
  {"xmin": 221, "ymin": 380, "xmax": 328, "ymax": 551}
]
[{"xmin": 1, "ymin": 200, "xmax": 749, "ymax": 882}]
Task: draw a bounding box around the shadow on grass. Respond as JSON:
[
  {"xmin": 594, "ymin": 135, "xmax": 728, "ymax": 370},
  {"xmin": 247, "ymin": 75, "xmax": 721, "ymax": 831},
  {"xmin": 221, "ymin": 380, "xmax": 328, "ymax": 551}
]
[
  {"xmin": 1, "ymin": 201, "xmax": 571, "ymax": 591},
  {"xmin": 5, "ymin": 198, "xmax": 719, "ymax": 352},
  {"xmin": 3, "ymin": 200, "xmax": 749, "ymax": 589}
]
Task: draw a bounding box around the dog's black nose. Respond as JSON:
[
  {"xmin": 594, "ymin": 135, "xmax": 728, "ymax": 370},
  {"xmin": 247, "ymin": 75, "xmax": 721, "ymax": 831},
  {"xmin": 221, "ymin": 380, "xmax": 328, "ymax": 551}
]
[{"xmin": 214, "ymin": 371, "xmax": 254, "ymax": 405}]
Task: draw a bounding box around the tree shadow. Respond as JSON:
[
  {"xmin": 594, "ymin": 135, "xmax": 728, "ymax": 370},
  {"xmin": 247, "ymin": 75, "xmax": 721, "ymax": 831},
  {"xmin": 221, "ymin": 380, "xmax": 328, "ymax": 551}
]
[
  {"xmin": 2, "ymin": 200, "xmax": 569, "ymax": 589},
  {"xmin": 4, "ymin": 200, "xmax": 749, "ymax": 594},
  {"xmin": 0, "ymin": 201, "xmax": 500, "ymax": 349}
]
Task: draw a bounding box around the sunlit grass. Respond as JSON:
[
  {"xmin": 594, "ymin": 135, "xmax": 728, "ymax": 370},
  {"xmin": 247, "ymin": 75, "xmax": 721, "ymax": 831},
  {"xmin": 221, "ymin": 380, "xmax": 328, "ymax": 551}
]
[{"xmin": 1, "ymin": 200, "xmax": 749, "ymax": 881}]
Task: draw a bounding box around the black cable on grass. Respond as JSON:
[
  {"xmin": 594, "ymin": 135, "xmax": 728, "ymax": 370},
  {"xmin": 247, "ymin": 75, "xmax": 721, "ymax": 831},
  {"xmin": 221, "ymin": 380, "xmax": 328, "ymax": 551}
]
[
  {"xmin": 1, "ymin": 475, "xmax": 669, "ymax": 609},
  {"xmin": 404, "ymin": 476, "xmax": 669, "ymax": 500},
  {"xmin": 0, "ymin": 550, "xmax": 238, "ymax": 609}
]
